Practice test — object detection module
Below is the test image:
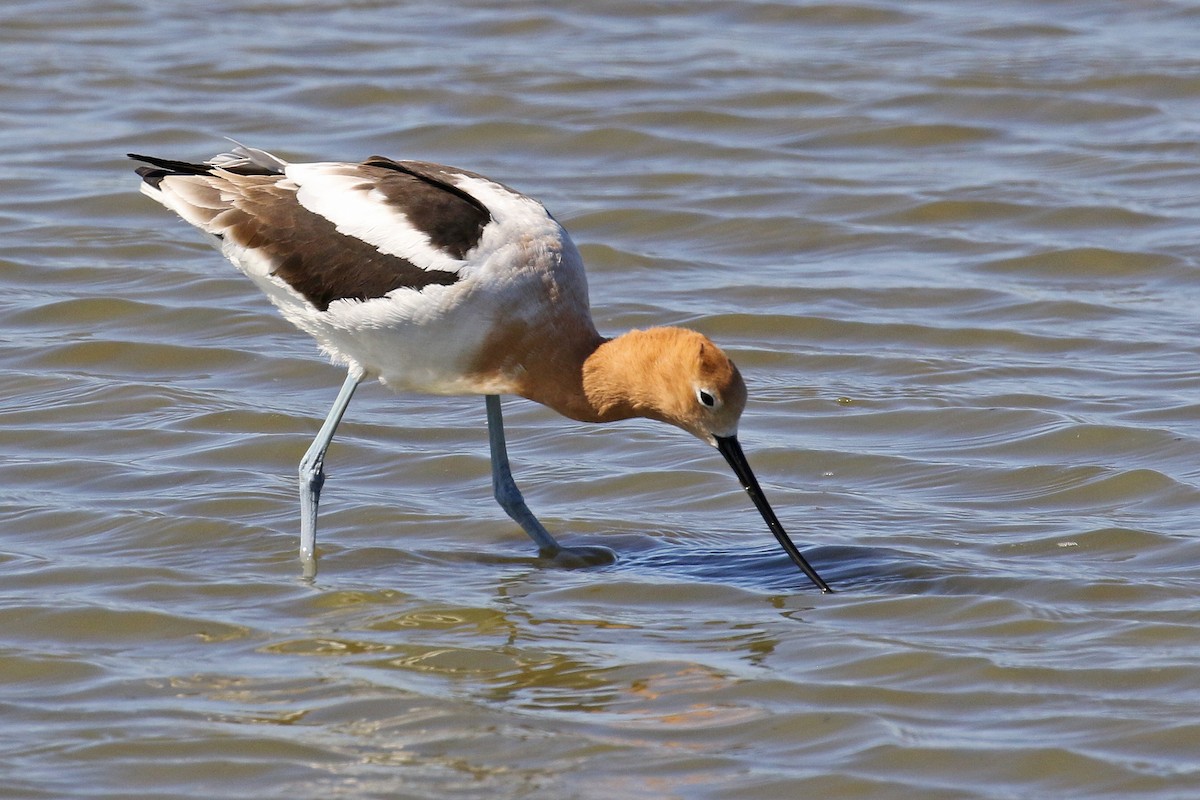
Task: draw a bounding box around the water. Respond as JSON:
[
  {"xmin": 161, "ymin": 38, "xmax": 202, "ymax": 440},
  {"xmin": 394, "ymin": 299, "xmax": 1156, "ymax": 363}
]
[{"xmin": 3, "ymin": 0, "xmax": 1200, "ymax": 797}]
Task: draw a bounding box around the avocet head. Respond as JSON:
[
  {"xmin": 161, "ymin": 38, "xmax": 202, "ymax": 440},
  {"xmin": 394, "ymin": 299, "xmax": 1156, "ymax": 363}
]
[
  {"xmin": 671, "ymin": 332, "xmax": 748, "ymax": 445},
  {"xmin": 609, "ymin": 327, "xmax": 831, "ymax": 592}
]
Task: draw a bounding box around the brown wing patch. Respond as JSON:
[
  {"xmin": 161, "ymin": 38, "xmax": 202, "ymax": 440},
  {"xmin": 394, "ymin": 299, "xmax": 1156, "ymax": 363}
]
[
  {"xmin": 220, "ymin": 178, "xmax": 461, "ymax": 312},
  {"xmin": 132, "ymin": 153, "xmax": 477, "ymax": 313},
  {"xmin": 361, "ymin": 157, "xmax": 491, "ymax": 259}
]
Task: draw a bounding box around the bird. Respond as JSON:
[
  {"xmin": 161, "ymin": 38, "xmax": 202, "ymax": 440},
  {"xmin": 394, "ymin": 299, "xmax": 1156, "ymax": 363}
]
[{"xmin": 129, "ymin": 143, "xmax": 832, "ymax": 592}]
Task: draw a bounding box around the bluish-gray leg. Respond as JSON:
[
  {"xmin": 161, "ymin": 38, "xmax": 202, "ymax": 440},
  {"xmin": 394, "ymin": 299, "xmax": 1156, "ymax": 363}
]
[
  {"xmin": 299, "ymin": 368, "xmax": 363, "ymax": 569},
  {"xmin": 486, "ymin": 394, "xmax": 562, "ymax": 554},
  {"xmin": 485, "ymin": 395, "xmax": 616, "ymax": 566}
]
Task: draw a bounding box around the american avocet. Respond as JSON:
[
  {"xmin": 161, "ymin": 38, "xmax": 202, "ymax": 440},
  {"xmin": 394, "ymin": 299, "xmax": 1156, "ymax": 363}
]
[{"xmin": 130, "ymin": 144, "xmax": 831, "ymax": 592}]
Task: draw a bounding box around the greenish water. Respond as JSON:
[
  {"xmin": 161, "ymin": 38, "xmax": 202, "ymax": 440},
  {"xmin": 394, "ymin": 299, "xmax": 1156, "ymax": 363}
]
[{"xmin": 2, "ymin": 1, "xmax": 1200, "ymax": 797}]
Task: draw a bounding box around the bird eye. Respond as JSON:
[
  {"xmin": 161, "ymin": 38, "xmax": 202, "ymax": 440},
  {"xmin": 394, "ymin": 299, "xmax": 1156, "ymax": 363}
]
[{"xmin": 697, "ymin": 389, "xmax": 716, "ymax": 408}]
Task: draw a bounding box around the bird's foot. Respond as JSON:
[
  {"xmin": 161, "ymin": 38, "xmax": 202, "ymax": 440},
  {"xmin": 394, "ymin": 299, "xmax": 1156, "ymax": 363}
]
[
  {"xmin": 540, "ymin": 544, "xmax": 617, "ymax": 569},
  {"xmin": 299, "ymin": 552, "xmax": 318, "ymax": 581}
]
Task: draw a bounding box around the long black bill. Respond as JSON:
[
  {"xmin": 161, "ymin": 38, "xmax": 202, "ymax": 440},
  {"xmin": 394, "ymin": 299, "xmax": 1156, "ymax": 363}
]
[{"xmin": 716, "ymin": 435, "xmax": 832, "ymax": 593}]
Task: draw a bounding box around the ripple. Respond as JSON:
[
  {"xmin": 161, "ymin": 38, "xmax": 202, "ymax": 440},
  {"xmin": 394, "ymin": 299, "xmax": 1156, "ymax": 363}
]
[{"xmin": 977, "ymin": 247, "xmax": 1186, "ymax": 280}]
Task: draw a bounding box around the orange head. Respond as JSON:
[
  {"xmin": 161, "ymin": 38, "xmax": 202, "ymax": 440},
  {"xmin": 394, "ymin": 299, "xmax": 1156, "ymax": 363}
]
[{"xmin": 581, "ymin": 327, "xmax": 747, "ymax": 443}]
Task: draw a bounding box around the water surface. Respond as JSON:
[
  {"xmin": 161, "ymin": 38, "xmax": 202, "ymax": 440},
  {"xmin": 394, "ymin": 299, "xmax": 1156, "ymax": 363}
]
[{"xmin": 3, "ymin": 1, "xmax": 1200, "ymax": 797}]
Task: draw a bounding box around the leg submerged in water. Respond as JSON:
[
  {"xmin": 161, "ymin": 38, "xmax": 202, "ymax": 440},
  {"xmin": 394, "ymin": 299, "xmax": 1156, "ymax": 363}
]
[
  {"xmin": 485, "ymin": 395, "xmax": 615, "ymax": 567},
  {"xmin": 298, "ymin": 368, "xmax": 363, "ymax": 570}
]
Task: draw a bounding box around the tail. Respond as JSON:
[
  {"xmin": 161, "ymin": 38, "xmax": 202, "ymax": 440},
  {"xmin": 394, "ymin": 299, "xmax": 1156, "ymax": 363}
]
[
  {"xmin": 129, "ymin": 142, "xmax": 290, "ymax": 236},
  {"xmin": 128, "ymin": 153, "xmax": 214, "ymax": 189},
  {"xmin": 129, "ymin": 142, "xmax": 288, "ymax": 188}
]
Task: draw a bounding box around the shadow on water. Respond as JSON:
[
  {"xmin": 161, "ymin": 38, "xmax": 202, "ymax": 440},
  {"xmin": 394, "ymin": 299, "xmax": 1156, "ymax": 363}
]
[
  {"xmin": 454, "ymin": 531, "xmax": 953, "ymax": 596},
  {"xmin": 315, "ymin": 521, "xmax": 1190, "ymax": 609}
]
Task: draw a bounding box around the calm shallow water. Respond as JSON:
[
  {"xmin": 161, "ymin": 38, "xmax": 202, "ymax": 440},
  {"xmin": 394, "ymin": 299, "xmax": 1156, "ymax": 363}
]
[{"xmin": 3, "ymin": 0, "xmax": 1200, "ymax": 797}]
